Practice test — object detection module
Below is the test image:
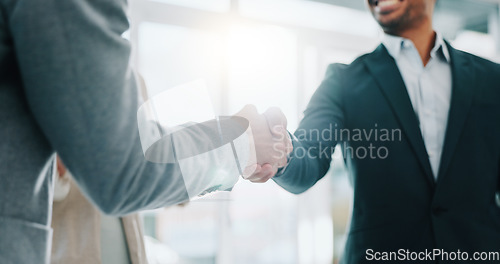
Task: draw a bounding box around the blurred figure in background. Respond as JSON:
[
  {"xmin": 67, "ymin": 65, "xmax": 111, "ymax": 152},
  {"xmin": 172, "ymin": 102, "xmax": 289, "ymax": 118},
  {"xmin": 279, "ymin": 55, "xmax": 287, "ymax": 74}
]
[{"xmin": 51, "ymin": 156, "xmax": 148, "ymax": 264}]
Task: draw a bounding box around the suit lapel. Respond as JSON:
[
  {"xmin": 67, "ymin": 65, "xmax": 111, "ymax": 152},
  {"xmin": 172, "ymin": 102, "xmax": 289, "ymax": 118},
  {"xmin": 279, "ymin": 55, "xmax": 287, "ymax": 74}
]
[
  {"xmin": 436, "ymin": 43, "xmax": 475, "ymax": 184},
  {"xmin": 365, "ymin": 45, "xmax": 435, "ymax": 187}
]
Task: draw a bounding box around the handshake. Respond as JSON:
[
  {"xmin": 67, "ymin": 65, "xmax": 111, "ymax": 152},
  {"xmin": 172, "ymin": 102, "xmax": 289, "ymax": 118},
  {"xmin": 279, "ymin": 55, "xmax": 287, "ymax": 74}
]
[
  {"xmin": 235, "ymin": 105, "xmax": 293, "ymax": 183},
  {"xmin": 137, "ymin": 100, "xmax": 293, "ymax": 198}
]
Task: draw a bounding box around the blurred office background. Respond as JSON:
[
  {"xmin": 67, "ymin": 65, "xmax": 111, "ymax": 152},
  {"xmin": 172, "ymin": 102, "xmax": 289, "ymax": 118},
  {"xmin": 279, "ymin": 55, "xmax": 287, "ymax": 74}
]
[{"xmin": 126, "ymin": 0, "xmax": 500, "ymax": 263}]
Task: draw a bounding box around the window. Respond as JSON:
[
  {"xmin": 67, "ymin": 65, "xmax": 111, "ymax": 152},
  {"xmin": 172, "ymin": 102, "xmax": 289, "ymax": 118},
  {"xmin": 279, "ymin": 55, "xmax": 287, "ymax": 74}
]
[
  {"xmin": 130, "ymin": 1, "xmax": 381, "ymax": 263},
  {"xmin": 152, "ymin": 0, "xmax": 230, "ymax": 12}
]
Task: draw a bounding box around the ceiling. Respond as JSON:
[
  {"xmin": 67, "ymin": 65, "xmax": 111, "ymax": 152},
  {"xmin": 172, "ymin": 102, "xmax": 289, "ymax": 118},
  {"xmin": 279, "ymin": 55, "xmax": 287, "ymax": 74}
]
[{"xmin": 306, "ymin": 0, "xmax": 500, "ymax": 39}]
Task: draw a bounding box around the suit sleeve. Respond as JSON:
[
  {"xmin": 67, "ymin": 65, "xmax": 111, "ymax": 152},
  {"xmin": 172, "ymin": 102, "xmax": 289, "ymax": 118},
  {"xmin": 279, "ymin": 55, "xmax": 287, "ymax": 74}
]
[
  {"xmin": 5, "ymin": 0, "xmax": 239, "ymax": 215},
  {"xmin": 273, "ymin": 64, "xmax": 345, "ymax": 194}
]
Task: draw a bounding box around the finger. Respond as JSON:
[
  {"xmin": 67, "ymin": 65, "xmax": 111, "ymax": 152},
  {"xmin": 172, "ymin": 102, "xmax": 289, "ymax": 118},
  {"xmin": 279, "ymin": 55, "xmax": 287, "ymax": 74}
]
[
  {"xmin": 276, "ymin": 155, "xmax": 288, "ymax": 168},
  {"xmin": 258, "ymin": 164, "xmax": 277, "ymax": 177},
  {"xmin": 263, "ymin": 108, "xmax": 290, "ymax": 166},
  {"xmin": 234, "ymin": 104, "xmax": 258, "ymax": 120},
  {"xmin": 261, "ymin": 163, "xmax": 274, "ymax": 171},
  {"xmin": 249, "ymin": 165, "xmax": 278, "ymax": 183},
  {"xmin": 270, "ymin": 144, "xmax": 287, "ymax": 168},
  {"xmin": 270, "ymin": 142, "xmax": 288, "ymax": 168},
  {"xmin": 268, "ymin": 166, "xmax": 279, "ymax": 178},
  {"xmin": 263, "ymin": 107, "xmax": 287, "ymax": 137},
  {"xmin": 246, "ymin": 171, "xmax": 270, "ymax": 181},
  {"xmin": 246, "ymin": 164, "xmax": 274, "ymax": 181},
  {"xmin": 242, "ymin": 163, "xmax": 260, "ymax": 178},
  {"xmin": 248, "ymin": 172, "xmax": 274, "ymax": 183}
]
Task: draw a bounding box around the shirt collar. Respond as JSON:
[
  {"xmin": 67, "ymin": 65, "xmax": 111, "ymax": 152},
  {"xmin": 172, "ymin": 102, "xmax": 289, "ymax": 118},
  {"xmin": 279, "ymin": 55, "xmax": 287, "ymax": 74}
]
[{"xmin": 382, "ymin": 32, "xmax": 450, "ymax": 63}]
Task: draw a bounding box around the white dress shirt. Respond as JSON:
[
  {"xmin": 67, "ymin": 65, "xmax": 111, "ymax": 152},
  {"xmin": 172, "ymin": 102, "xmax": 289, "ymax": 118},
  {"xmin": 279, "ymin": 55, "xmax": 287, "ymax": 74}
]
[{"xmin": 383, "ymin": 32, "xmax": 452, "ymax": 179}]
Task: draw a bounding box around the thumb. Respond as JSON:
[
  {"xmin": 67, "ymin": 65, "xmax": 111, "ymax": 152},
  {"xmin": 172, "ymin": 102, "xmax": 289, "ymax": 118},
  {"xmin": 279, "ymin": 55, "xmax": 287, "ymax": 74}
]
[{"xmin": 234, "ymin": 104, "xmax": 258, "ymax": 120}]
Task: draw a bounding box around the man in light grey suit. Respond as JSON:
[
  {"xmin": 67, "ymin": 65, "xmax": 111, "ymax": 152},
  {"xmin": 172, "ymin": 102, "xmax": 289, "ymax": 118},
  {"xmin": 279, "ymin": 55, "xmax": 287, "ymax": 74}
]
[{"xmin": 0, "ymin": 0, "xmax": 291, "ymax": 263}]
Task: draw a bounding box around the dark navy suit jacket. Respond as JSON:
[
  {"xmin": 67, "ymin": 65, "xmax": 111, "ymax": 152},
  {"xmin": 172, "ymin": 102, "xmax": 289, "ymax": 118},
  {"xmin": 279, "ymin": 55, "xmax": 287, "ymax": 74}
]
[{"xmin": 275, "ymin": 43, "xmax": 500, "ymax": 263}]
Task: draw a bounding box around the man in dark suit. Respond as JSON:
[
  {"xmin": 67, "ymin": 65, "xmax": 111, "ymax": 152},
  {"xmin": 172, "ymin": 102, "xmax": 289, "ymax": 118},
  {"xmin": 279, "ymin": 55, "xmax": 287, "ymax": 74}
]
[{"xmin": 246, "ymin": 0, "xmax": 500, "ymax": 262}]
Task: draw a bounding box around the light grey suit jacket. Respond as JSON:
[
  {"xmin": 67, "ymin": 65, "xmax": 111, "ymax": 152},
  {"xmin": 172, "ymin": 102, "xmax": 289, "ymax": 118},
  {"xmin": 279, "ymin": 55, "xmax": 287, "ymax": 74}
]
[{"xmin": 0, "ymin": 0, "xmax": 225, "ymax": 263}]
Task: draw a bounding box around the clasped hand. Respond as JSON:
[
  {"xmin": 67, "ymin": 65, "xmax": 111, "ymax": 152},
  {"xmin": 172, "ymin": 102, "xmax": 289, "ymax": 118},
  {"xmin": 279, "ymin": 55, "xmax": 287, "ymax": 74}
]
[{"xmin": 235, "ymin": 105, "xmax": 292, "ymax": 183}]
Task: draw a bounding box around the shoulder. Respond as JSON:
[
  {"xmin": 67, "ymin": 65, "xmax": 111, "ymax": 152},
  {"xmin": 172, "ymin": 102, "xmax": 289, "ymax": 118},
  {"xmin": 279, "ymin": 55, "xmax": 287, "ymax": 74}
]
[
  {"xmin": 450, "ymin": 46, "xmax": 500, "ymax": 102},
  {"xmin": 324, "ymin": 46, "xmax": 382, "ymax": 79},
  {"xmin": 451, "ymin": 46, "xmax": 500, "ymax": 76},
  {"xmin": 322, "ymin": 45, "xmax": 385, "ymax": 92}
]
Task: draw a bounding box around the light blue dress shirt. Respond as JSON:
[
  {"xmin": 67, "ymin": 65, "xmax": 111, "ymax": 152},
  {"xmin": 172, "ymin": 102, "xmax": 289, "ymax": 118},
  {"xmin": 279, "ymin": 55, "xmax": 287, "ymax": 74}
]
[{"xmin": 383, "ymin": 33, "xmax": 452, "ymax": 179}]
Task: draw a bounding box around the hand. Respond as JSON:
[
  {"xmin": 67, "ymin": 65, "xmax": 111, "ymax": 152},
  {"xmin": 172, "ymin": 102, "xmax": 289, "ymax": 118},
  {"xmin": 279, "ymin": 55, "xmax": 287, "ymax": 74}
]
[
  {"xmin": 54, "ymin": 155, "xmax": 71, "ymax": 201},
  {"xmin": 56, "ymin": 155, "xmax": 67, "ymax": 178},
  {"xmin": 234, "ymin": 105, "xmax": 292, "ymax": 182}
]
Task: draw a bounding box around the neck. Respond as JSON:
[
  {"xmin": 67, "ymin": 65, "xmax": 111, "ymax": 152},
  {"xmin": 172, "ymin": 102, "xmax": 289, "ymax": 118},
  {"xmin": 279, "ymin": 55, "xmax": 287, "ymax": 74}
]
[{"xmin": 388, "ymin": 20, "xmax": 435, "ymax": 66}]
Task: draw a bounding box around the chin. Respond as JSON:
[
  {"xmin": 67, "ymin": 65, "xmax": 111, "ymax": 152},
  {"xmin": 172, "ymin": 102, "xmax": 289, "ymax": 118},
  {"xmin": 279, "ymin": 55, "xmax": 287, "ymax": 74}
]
[
  {"xmin": 378, "ymin": 16, "xmax": 403, "ymax": 29},
  {"xmin": 371, "ymin": 8, "xmax": 411, "ymax": 33},
  {"xmin": 374, "ymin": 14, "xmax": 403, "ymax": 30},
  {"xmin": 369, "ymin": 0, "xmax": 430, "ymax": 34}
]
